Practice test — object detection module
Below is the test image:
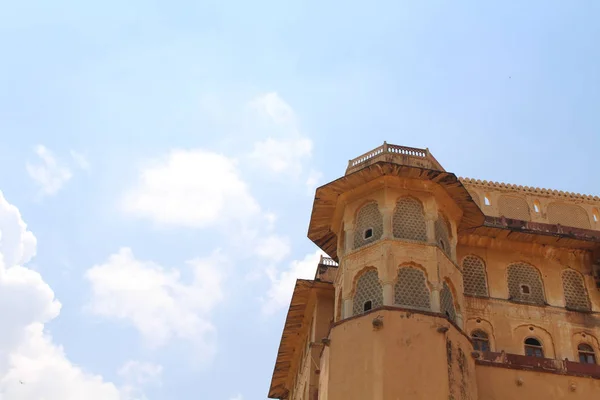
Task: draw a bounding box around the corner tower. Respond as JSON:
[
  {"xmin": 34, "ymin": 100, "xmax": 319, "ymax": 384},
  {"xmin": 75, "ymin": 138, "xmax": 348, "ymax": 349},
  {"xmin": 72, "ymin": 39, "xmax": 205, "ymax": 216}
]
[{"xmin": 308, "ymin": 143, "xmax": 484, "ymax": 400}]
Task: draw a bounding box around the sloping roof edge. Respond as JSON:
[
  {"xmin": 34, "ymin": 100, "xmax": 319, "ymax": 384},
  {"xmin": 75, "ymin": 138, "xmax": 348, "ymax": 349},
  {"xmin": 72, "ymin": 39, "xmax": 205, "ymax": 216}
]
[
  {"xmin": 268, "ymin": 279, "xmax": 333, "ymax": 399},
  {"xmin": 460, "ymin": 177, "xmax": 600, "ymax": 203},
  {"xmin": 307, "ymin": 162, "xmax": 486, "ymax": 260}
]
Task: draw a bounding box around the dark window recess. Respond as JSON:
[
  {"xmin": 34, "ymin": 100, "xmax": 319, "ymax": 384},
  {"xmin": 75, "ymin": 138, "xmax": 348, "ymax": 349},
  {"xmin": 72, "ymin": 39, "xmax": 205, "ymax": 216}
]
[
  {"xmin": 472, "ymin": 331, "xmax": 490, "ymax": 352},
  {"xmin": 363, "ymin": 300, "xmax": 372, "ymax": 312},
  {"xmin": 520, "ymin": 285, "xmax": 530, "ymax": 294},
  {"xmin": 578, "ymin": 344, "xmax": 597, "ymax": 364},
  {"xmin": 364, "ymin": 228, "xmax": 373, "ymax": 239},
  {"xmin": 524, "ymin": 338, "xmax": 544, "ymax": 358}
]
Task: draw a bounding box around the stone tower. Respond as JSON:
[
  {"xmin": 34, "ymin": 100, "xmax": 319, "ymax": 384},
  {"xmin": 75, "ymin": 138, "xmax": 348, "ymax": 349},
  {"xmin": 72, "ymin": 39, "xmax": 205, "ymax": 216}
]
[
  {"xmin": 305, "ymin": 143, "xmax": 484, "ymax": 399},
  {"xmin": 268, "ymin": 142, "xmax": 600, "ymax": 400}
]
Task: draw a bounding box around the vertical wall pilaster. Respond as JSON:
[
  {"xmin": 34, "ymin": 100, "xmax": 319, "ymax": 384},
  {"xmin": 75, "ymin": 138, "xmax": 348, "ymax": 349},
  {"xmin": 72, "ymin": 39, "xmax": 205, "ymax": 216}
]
[
  {"xmin": 431, "ymin": 282, "xmax": 442, "ymax": 313},
  {"xmin": 381, "ymin": 206, "xmax": 393, "ymax": 240},
  {"xmin": 345, "ymin": 223, "xmax": 355, "ymax": 253},
  {"xmin": 343, "ymin": 299, "xmax": 353, "ymax": 318},
  {"xmin": 425, "ymin": 215, "xmax": 436, "ymax": 244},
  {"xmin": 383, "ymin": 283, "xmax": 394, "ymax": 306}
]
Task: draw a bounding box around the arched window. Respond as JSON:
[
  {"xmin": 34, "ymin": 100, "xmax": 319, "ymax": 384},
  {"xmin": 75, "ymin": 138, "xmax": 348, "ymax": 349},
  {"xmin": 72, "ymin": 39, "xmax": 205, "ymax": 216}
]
[
  {"xmin": 562, "ymin": 269, "xmax": 591, "ymax": 311},
  {"xmin": 394, "ymin": 267, "xmax": 430, "ymax": 310},
  {"xmin": 524, "ymin": 338, "xmax": 544, "ymax": 358},
  {"xmin": 352, "ymin": 270, "xmax": 383, "ymax": 316},
  {"xmin": 352, "ymin": 202, "xmax": 383, "ymax": 250},
  {"xmin": 440, "ymin": 282, "xmax": 457, "ymax": 323},
  {"xmin": 533, "ymin": 200, "xmax": 541, "ymax": 214},
  {"xmin": 547, "ymin": 202, "xmax": 591, "ymax": 229},
  {"xmin": 498, "ymin": 195, "xmax": 531, "ymax": 221},
  {"xmin": 578, "ymin": 344, "xmax": 597, "ymax": 364},
  {"xmin": 392, "ymin": 197, "xmax": 427, "ymax": 241},
  {"xmin": 507, "ymin": 263, "xmax": 545, "ymax": 305},
  {"xmin": 462, "ymin": 255, "xmax": 489, "ymax": 297},
  {"xmin": 593, "ymin": 208, "xmax": 600, "ymax": 223},
  {"xmin": 471, "ymin": 330, "xmax": 490, "ymax": 352},
  {"xmin": 484, "ymin": 194, "xmax": 491, "ymax": 206},
  {"xmin": 435, "ymin": 213, "xmax": 451, "ymax": 256}
]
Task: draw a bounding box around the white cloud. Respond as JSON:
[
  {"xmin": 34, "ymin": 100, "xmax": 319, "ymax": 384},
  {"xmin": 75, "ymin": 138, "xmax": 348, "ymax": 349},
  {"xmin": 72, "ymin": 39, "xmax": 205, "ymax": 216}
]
[
  {"xmin": 263, "ymin": 212, "xmax": 277, "ymax": 231},
  {"xmin": 122, "ymin": 149, "xmax": 260, "ymax": 229},
  {"xmin": 0, "ymin": 193, "xmax": 37, "ymax": 268},
  {"xmin": 0, "ymin": 191, "xmax": 126, "ymax": 399},
  {"xmin": 70, "ymin": 150, "xmax": 90, "ymax": 171},
  {"xmin": 262, "ymin": 249, "xmax": 325, "ymax": 315},
  {"xmin": 25, "ymin": 145, "xmax": 72, "ymax": 196},
  {"xmin": 254, "ymin": 235, "xmax": 291, "ymax": 264},
  {"xmin": 229, "ymin": 394, "xmax": 243, "ymax": 400},
  {"xmin": 248, "ymin": 93, "xmax": 317, "ymax": 179},
  {"xmin": 118, "ymin": 361, "xmax": 162, "ymax": 385},
  {"xmin": 250, "ymin": 92, "xmax": 296, "ymax": 125},
  {"xmin": 85, "ymin": 248, "xmax": 225, "ymax": 358},
  {"xmin": 118, "ymin": 360, "xmax": 162, "ymax": 399},
  {"xmin": 250, "ymin": 137, "xmax": 313, "ymax": 176}
]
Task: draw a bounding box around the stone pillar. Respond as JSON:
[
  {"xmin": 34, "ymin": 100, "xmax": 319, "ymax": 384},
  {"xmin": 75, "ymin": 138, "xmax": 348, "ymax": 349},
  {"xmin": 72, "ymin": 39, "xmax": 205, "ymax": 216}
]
[
  {"xmin": 425, "ymin": 214, "xmax": 436, "ymax": 244},
  {"xmin": 431, "ymin": 283, "xmax": 441, "ymax": 313},
  {"xmin": 449, "ymin": 222, "xmax": 458, "ymax": 263},
  {"xmin": 383, "ymin": 282, "xmax": 394, "ymax": 306},
  {"xmin": 381, "ymin": 206, "xmax": 393, "ymax": 240},
  {"xmin": 337, "ymin": 229, "xmax": 345, "ymax": 259},
  {"xmin": 345, "ymin": 223, "xmax": 355, "ymax": 253},
  {"xmin": 343, "ymin": 298, "xmax": 353, "ymax": 318}
]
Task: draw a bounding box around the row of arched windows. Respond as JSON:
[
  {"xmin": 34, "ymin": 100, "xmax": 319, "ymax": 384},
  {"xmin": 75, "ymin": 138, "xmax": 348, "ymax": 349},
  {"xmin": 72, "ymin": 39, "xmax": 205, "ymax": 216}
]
[
  {"xmin": 461, "ymin": 255, "xmax": 591, "ymax": 311},
  {"xmin": 470, "ymin": 330, "xmax": 597, "ymax": 365},
  {"xmin": 353, "ymin": 198, "xmax": 452, "ymax": 257},
  {"xmin": 352, "ymin": 267, "xmax": 456, "ymax": 322},
  {"xmin": 474, "ymin": 193, "xmax": 598, "ymax": 230}
]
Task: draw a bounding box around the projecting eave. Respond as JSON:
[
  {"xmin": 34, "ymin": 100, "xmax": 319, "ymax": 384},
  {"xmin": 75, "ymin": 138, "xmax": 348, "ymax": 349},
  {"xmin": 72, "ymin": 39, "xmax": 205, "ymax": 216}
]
[
  {"xmin": 307, "ymin": 161, "xmax": 486, "ymax": 260},
  {"xmin": 464, "ymin": 216, "xmax": 600, "ymax": 250},
  {"xmin": 268, "ymin": 279, "xmax": 333, "ymax": 399}
]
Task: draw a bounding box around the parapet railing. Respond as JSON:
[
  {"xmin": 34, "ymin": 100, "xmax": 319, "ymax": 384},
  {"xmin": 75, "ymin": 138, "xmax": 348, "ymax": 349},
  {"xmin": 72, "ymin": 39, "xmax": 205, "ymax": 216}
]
[
  {"xmin": 318, "ymin": 255, "xmax": 339, "ymax": 268},
  {"xmin": 345, "ymin": 142, "xmax": 444, "ymax": 174}
]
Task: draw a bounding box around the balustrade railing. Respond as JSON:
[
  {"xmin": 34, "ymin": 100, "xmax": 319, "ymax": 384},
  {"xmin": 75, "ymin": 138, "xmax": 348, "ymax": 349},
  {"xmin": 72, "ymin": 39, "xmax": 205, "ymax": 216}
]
[
  {"xmin": 346, "ymin": 142, "xmax": 442, "ymax": 174},
  {"xmin": 318, "ymin": 255, "xmax": 339, "ymax": 267}
]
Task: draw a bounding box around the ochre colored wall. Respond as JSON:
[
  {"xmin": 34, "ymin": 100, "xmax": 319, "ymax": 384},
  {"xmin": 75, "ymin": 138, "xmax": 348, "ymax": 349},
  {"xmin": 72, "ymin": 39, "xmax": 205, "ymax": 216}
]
[
  {"xmin": 476, "ymin": 364, "xmax": 600, "ymax": 399},
  {"xmin": 324, "ymin": 310, "xmax": 477, "ymax": 400},
  {"xmin": 277, "ymin": 172, "xmax": 600, "ymax": 399},
  {"xmin": 462, "ymin": 181, "xmax": 600, "ymax": 230},
  {"xmin": 458, "ymin": 240, "xmax": 600, "ymax": 362}
]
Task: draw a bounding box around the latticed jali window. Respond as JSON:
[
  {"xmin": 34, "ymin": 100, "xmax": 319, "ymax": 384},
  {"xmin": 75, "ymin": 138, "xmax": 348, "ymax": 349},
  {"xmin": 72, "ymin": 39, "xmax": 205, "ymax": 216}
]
[
  {"xmin": 462, "ymin": 255, "xmax": 488, "ymax": 297},
  {"xmin": 507, "ymin": 263, "xmax": 545, "ymax": 305},
  {"xmin": 435, "ymin": 214, "xmax": 451, "ymax": 256},
  {"xmin": 352, "ymin": 270, "xmax": 383, "ymax": 316},
  {"xmin": 353, "ymin": 202, "xmax": 383, "ymax": 250},
  {"xmin": 547, "ymin": 202, "xmax": 591, "ymax": 229},
  {"xmin": 498, "ymin": 195, "xmax": 531, "ymax": 221},
  {"xmin": 392, "ymin": 197, "xmax": 427, "ymax": 241},
  {"xmin": 562, "ymin": 269, "xmax": 591, "ymax": 311},
  {"xmin": 394, "ymin": 267, "xmax": 430, "ymax": 310},
  {"xmin": 440, "ymin": 282, "xmax": 456, "ymax": 322}
]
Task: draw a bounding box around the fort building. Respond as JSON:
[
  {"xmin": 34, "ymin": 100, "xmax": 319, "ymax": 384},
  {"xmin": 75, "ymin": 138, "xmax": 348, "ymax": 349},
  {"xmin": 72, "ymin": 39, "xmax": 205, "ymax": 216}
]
[{"xmin": 267, "ymin": 143, "xmax": 600, "ymax": 400}]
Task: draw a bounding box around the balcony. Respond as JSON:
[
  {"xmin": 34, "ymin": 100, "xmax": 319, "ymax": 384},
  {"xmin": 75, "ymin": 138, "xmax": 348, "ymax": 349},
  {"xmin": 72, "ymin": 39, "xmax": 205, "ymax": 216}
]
[
  {"xmin": 345, "ymin": 142, "xmax": 445, "ymax": 175},
  {"xmin": 476, "ymin": 351, "xmax": 600, "ymax": 379}
]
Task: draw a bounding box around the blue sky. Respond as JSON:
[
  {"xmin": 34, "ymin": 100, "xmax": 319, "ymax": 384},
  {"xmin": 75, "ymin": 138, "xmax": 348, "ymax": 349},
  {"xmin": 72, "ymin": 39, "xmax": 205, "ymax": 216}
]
[{"xmin": 0, "ymin": 1, "xmax": 599, "ymax": 399}]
